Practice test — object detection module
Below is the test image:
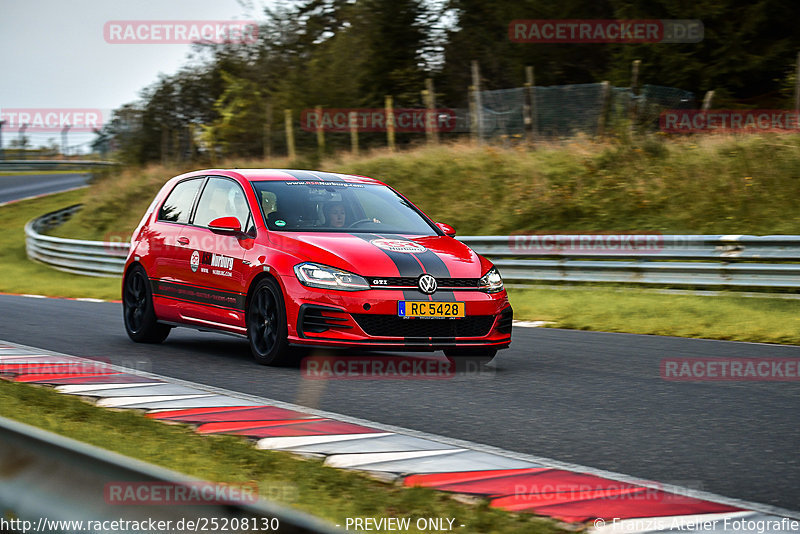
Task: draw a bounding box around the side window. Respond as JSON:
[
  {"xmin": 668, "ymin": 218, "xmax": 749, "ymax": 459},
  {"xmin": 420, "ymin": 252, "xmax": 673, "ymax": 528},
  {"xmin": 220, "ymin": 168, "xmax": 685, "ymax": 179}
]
[
  {"xmin": 158, "ymin": 178, "xmax": 202, "ymax": 224},
  {"xmin": 193, "ymin": 177, "xmax": 251, "ymax": 230}
]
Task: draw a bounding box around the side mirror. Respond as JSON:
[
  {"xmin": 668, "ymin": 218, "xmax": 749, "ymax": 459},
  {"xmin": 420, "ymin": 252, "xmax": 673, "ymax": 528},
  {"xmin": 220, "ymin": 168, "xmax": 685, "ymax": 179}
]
[
  {"xmin": 208, "ymin": 216, "xmax": 242, "ymax": 234},
  {"xmin": 436, "ymin": 222, "xmax": 456, "ymax": 237}
]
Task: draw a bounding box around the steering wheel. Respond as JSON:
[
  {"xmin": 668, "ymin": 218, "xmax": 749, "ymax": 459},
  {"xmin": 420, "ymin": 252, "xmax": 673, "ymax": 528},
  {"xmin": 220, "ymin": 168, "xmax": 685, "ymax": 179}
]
[{"xmin": 348, "ymin": 218, "xmax": 376, "ymax": 228}]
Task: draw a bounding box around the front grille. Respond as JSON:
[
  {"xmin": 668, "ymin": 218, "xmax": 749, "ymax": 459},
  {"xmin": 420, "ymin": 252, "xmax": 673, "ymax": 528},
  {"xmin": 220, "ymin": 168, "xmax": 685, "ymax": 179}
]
[
  {"xmin": 299, "ymin": 306, "xmax": 352, "ymax": 334},
  {"xmin": 368, "ymin": 277, "xmax": 480, "ymax": 289},
  {"xmin": 352, "ymin": 314, "xmax": 495, "ymax": 338}
]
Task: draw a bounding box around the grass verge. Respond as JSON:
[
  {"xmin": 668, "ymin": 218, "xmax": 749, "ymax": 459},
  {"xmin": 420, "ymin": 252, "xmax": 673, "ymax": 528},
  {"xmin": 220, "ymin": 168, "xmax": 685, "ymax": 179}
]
[
  {"xmin": 0, "ymin": 379, "xmax": 567, "ymax": 534},
  {"xmin": 0, "ymin": 188, "xmax": 120, "ymax": 299},
  {"xmin": 508, "ymin": 287, "xmax": 800, "ymax": 344},
  {"xmin": 52, "ymin": 135, "xmax": 800, "ymax": 241}
]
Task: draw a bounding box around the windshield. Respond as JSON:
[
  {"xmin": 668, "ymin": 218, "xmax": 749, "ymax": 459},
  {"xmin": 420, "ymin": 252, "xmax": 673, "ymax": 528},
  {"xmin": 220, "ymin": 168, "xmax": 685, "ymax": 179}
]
[{"xmin": 252, "ymin": 180, "xmax": 439, "ymax": 235}]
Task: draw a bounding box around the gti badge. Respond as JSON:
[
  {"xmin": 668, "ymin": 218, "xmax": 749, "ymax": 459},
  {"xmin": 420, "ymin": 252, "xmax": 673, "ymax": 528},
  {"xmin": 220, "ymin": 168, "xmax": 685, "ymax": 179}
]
[{"xmin": 418, "ymin": 274, "xmax": 437, "ymax": 294}]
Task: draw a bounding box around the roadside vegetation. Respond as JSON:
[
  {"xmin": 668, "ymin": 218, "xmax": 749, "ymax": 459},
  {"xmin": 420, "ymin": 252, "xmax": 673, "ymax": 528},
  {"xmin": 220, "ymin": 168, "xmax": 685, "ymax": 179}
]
[
  {"xmin": 509, "ymin": 287, "xmax": 800, "ymax": 345},
  {"xmin": 53, "ymin": 134, "xmax": 800, "ymax": 242},
  {"xmin": 0, "ymin": 379, "xmax": 568, "ymax": 534},
  {"xmin": 0, "ymin": 188, "xmax": 120, "ymax": 300}
]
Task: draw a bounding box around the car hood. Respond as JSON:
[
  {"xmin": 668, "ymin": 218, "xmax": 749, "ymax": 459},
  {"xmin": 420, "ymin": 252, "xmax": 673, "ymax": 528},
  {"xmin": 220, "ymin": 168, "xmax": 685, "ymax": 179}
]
[{"xmin": 268, "ymin": 232, "xmax": 487, "ymax": 278}]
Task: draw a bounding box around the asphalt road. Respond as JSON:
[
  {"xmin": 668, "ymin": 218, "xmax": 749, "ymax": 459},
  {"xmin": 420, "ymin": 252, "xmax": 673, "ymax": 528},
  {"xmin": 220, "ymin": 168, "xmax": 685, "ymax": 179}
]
[
  {"xmin": 0, "ymin": 293, "xmax": 797, "ymax": 511},
  {"xmin": 0, "ymin": 172, "xmax": 90, "ymax": 204}
]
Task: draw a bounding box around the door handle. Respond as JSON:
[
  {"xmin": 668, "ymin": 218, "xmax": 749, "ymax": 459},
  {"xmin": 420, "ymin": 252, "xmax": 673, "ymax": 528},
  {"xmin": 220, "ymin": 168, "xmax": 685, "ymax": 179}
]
[{"xmin": 177, "ymin": 237, "xmax": 190, "ymax": 245}]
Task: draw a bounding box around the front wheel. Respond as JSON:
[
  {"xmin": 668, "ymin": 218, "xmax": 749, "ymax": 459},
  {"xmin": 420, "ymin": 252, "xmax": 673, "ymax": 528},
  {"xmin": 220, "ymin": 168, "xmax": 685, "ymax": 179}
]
[
  {"xmin": 123, "ymin": 265, "xmax": 171, "ymax": 343},
  {"xmin": 247, "ymin": 278, "xmax": 297, "ymax": 366}
]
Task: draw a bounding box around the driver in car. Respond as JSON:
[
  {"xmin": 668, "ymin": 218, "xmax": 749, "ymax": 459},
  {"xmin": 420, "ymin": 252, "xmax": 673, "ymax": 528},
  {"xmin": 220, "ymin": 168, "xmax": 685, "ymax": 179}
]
[{"xmin": 324, "ymin": 202, "xmax": 347, "ymax": 228}]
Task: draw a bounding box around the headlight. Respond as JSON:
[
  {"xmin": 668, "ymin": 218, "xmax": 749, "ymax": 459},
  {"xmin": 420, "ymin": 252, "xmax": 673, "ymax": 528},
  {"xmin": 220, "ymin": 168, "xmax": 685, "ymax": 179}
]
[
  {"xmin": 479, "ymin": 267, "xmax": 504, "ymax": 293},
  {"xmin": 294, "ymin": 262, "xmax": 370, "ymax": 291}
]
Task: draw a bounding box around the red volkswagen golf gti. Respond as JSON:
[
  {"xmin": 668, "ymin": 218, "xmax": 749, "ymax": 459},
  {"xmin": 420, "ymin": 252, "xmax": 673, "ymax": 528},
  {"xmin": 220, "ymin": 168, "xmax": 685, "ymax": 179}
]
[{"xmin": 123, "ymin": 169, "xmax": 512, "ymax": 365}]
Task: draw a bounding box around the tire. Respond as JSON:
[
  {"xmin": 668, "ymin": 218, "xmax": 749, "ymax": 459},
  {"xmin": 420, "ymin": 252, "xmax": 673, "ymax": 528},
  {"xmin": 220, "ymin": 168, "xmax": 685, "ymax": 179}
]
[
  {"xmin": 123, "ymin": 265, "xmax": 171, "ymax": 343},
  {"xmin": 443, "ymin": 348, "xmax": 497, "ymax": 371},
  {"xmin": 247, "ymin": 277, "xmax": 297, "ymax": 366}
]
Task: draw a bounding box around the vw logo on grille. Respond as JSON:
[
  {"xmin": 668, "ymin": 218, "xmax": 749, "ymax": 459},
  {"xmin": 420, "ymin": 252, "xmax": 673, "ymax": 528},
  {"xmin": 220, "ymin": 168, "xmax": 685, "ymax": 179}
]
[{"xmin": 418, "ymin": 274, "xmax": 437, "ymax": 294}]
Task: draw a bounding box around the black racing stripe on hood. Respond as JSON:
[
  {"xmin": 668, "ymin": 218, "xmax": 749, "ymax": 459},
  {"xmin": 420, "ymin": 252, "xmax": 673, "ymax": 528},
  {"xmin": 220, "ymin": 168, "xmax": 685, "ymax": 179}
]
[
  {"xmin": 378, "ymin": 234, "xmax": 456, "ymax": 302},
  {"xmin": 410, "ymin": 248, "xmax": 456, "ymax": 302},
  {"xmin": 354, "ymin": 233, "xmax": 422, "ymax": 300}
]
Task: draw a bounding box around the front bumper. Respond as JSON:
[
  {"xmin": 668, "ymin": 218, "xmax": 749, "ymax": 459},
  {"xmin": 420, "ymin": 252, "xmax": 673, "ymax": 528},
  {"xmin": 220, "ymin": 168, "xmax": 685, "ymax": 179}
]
[{"xmin": 278, "ymin": 274, "xmax": 512, "ymax": 350}]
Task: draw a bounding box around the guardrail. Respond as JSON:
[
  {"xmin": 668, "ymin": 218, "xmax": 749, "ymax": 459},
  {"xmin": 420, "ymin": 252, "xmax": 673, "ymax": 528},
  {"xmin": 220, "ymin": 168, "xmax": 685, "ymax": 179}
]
[
  {"xmin": 23, "ymin": 205, "xmax": 800, "ymax": 289},
  {"xmin": 0, "ymin": 159, "xmax": 118, "ymax": 172},
  {"xmin": 0, "ymin": 416, "xmax": 339, "ymax": 534},
  {"xmin": 25, "ymin": 205, "xmax": 128, "ymax": 277},
  {"xmin": 461, "ymin": 235, "xmax": 800, "ymax": 289}
]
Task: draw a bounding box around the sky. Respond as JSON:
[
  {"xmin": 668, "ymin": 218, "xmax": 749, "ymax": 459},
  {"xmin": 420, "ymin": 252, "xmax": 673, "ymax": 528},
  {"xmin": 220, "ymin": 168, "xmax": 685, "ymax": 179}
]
[{"xmin": 0, "ymin": 0, "xmax": 273, "ymax": 152}]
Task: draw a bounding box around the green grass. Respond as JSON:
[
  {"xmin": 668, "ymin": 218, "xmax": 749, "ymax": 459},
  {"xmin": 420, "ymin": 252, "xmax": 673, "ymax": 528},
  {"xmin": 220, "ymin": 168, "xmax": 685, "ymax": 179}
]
[
  {"xmin": 52, "ymin": 135, "xmax": 800, "ymax": 241},
  {"xmin": 0, "ymin": 188, "xmax": 121, "ymax": 299},
  {"xmin": 0, "ymin": 379, "xmax": 567, "ymax": 534},
  {"xmin": 508, "ymin": 287, "xmax": 800, "ymax": 344}
]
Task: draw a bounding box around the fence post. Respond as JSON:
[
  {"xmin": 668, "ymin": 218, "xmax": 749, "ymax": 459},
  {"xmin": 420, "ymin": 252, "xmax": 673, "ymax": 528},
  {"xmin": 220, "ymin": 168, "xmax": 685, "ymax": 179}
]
[
  {"xmin": 349, "ymin": 111, "xmax": 359, "ymax": 156},
  {"xmin": 629, "ymin": 59, "xmax": 641, "ymax": 135},
  {"xmin": 597, "ymin": 81, "xmax": 611, "ymax": 137},
  {"xmin": 701, "ymin": 90, "xmax": 715, "ymax": 111},
  {"xmin": 315, "ymin": 105, "xmax": 325, "ymax": 157},
  {"xmin": 794, "ymin": 51, "xmax": 800, "ymax": 113},
  {"xmin": 471, "ymin": 61, "xmax": 483, "ymax": 143},
  {"xmin": 284, "ymin": 109, "xmax": 296, "ymax": 160},
  {"xmin": 524, "ymin": 66, "xmax": 536, "ymax": 143},
  {"xmin": 263, "ymin": 98, "xmax": 273, "ymax": 160},
  {"xmin": 160, "ymin": 128, "xmax": 168, "ymax": 165},
  {"xmin": 385, "ymin": 95, "xmax": 396, "ymax": 152},
  {"xmin": 425, "ymin": 78, "xmax": 438, "ymax": 145},
  {"xmin": 187, "ymin": 124, "xmax": 194, "ymax": 160}
]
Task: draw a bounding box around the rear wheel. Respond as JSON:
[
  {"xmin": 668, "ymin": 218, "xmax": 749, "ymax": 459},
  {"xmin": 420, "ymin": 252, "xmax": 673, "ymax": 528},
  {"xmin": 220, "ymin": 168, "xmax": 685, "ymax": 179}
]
[
  {"xmin": 123, "ymin": 265, "xmax": 171, "ymax": 343},
  {"xmin": 247, "ymin": 278, "xmax": 297, "ymax": 366}
]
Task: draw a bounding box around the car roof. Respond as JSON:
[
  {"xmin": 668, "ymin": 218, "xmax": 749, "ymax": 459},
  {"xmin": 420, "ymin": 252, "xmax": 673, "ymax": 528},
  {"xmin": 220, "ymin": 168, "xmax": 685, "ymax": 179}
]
[{"xmin": 183, "ymin": 169, "xmax": 386, "ymax": 186}]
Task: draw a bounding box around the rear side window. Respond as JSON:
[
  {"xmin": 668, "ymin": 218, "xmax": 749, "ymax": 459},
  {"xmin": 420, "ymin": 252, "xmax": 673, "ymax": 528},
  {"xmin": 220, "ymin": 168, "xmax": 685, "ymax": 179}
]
[{"xmin": 158, "ymin": 178, "xmax": 202, "ymax": 224}]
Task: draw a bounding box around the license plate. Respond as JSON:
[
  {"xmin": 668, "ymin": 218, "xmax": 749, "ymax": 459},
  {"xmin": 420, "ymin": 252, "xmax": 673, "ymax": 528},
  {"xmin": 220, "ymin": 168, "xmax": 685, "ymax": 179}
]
[{"xmin": 398, "ymin": 301, "xmax": 465, "ymax": 318}]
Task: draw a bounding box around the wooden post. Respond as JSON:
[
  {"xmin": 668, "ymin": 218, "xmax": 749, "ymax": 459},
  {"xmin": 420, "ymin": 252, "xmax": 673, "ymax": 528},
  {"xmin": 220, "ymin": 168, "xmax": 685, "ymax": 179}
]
[
  {"xmin": 471, "ymin": 60, "xmax": 483, "ymax": 143},
  {"xmin": 524, "ymin": 66, "xmax": 536, "ymax": 143},
  {"xmin": 315, "ymin": 105, "xmax": 325, "ymax": 157},
  {"xmin": 631, "ymin": 59, "xmax": 641, "ymax": 95},
  {"xmin": 160, "ymin": 128, "xmax": 168, "ymax": 165},
  {"xmin": 597, "ymin": 81, "xmax": 611, "ymax": 137},
  {"xmin": 468, "ymin": 85, "xmax": 477, "ymax": 143},
  {"xmin": 385, "ymin": 95, "xmax": 396, "ymax": 152},
  {"xmin": 701, "ymin": 90, "xmax": 715, "ymax": 111},
  {"xmin": 172, "ymin": 128, "xmax": 180, "ymax": 162},
  {"xmin": 263, "ymin": 99, "xmax": 273, "ymax": 160},
  {"xmin": 187, "ymin": 124, "xmax": 194, "ymax": 160},
  {"xmin": 425, "ymin": 78, "xmax": 438, "ymax": 144},
  {"xmin": 794, "ymin": 51, "xmax": 800, "ymax": 113},
  {"xmin": 349, "ymin": 111, "xmax": 359, "ymax": 156},
  {"xmin": 630, "ymin": 59, "xmax": 641, "ymax": 133},
  {"xmin": 284, "ymin": 109, "xmax": 296, "ymax": 160}
]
